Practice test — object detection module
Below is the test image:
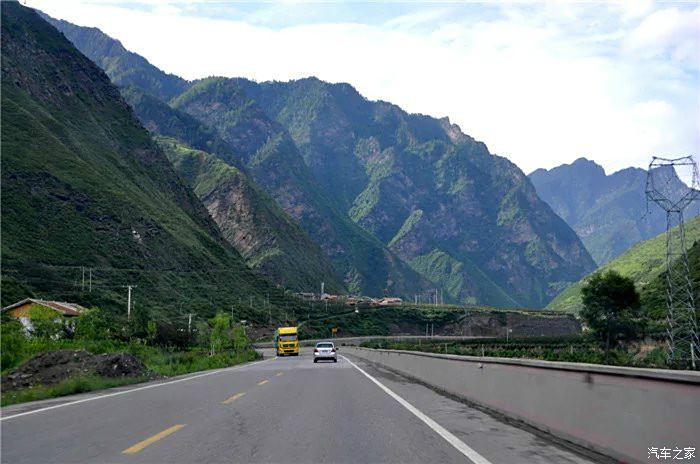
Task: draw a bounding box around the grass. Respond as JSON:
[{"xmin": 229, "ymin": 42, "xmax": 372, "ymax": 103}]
[
  {"xmin": 1, "ymin": 345, "xmax": 261, "ymax": 406},
  {"xmin": 1, "ymin": 320, "xmax": 262, "ymax": 406},
  {"xmin": 1, "ymin": 375, "xmax": 147, "ymax": 407}
]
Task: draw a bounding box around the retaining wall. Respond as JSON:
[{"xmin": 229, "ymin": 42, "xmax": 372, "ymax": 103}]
[{"xmin": 346, "ymin": 347, "xmax": 700, "ymax": 464}]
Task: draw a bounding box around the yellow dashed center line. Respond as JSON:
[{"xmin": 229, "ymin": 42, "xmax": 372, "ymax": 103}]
[
  {"xmin": 222, "ymin": 392, "xmax": 246, "ymax": 404},
  {"xmin": 275, "ymin": 372, "xmax": 284, "ymax": 377},
  {"xmin": 258, "ymin": 379, "xmax": 269, "ymax": 386},
  {"xmin": 122, "ymin": 424, "xmax": 185, "ymax": 454}
]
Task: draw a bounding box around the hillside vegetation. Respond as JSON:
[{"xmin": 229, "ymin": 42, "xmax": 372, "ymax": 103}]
[
  {"xmin": 49, "ymin": 16, "xmax": 596, "ymax": 307},
  {"xmin": 238, "ymin": 77, "xmax": 596, "ymax": 307},
  {"xmin": 157, "ymin": 137, "xmax": 345, "ymax": 293},
  {"xmin": 1, "ymin": 4, "xmax": 287, "ymax": 321},
  {"xmin": 547, "ymin": 216, "xmax": 700, "ymax": 313}
]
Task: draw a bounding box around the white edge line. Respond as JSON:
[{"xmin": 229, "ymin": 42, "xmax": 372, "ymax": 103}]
[
  {"xmin": 0, "ymin": 357, "xmax": 272, "ymax": 422},
  {"xmin": 341, "ymin": 355, "xmax": 493, "ymax": 464}
]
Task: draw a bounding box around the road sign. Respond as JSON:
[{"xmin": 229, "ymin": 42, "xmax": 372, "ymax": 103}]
[{"xmin": 332, "ymin": 327, "xmax": 338, "ymax": 333}]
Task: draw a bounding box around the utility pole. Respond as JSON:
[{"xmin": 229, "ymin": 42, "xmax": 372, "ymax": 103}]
[
  {"xmin": 82, "ymin": 267, "xmax": 85, "ymax": 291},
  {"xmin": 188, "ymin": 313, "xmax": 193, "ymax": 337},
  {"xmin": 89, "ymin": 269, "xmax": 92, "ymax": 293},
  {"xmin": 125, "ymin": 285, "xmax": 137, "ymax": 320}
]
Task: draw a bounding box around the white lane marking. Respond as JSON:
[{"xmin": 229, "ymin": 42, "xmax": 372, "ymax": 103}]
[
  {"xmin": 341, "ymin": 355, "xmax": 493, "ymax": 464},
  {"xmin": 0, "ymin": 358, "xmax": 273, "ymax": 422}
]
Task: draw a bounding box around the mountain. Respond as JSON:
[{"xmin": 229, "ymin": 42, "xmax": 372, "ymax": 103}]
[
  {"xmin": 0, "ymin": 3, "xmax": 284, "ymax": 320},
  {"xmin": 156, "ymin": 136, "xmax": 345, "ymax": 293},
  {"xmin": 119, "ymin": 86, "xmax": 245, "ymax": 170},
  {"xmin": 547, "ymin": 215, "xmax": 700, "ymax": 313},
  {"xmin": 168, "ymin": 77, "xmax": 432, "ymax": 297},
  {"xmin": 641, "ymin": 240, "xmax": 700, "ymax": 320},
  {"xmin": 48, "ymin": 16, "xmax": 595, "ymax": 307},
  {"xmin": 233, "ymin": 78, "xmax": 596, "ymax": 307},
  {"xmin": 46, "ymin": 12, "xmax": 433, "ymax": 298},
  {"xmin": 529, "ymin": 158, "xmax": 699, "ymax": 265},
  {"xmin": 40, "ymin": 14, "xmax": 188, "ymax": 102}
]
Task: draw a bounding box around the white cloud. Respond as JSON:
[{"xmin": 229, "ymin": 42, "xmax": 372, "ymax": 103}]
[
  {"xmin": 26, "ymin": 0, "xmax": 700, "ymax": 176},
  {"xmin": 624, "ymin": 7, "xmax": 700, "ymax": 66}
]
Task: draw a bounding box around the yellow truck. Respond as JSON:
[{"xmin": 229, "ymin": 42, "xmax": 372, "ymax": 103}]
[{"xmin": 275, "ymin": 326, "xmax": 299, "ymax": 356}]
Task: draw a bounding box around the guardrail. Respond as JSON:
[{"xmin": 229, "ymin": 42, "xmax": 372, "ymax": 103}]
[
  {"xmin": 345, "ymin": 346, "xmax": 700, "ymax": 464},
  {"xmin": 253, "ymin": 335, "xmax": 488, "ymax": 349}
]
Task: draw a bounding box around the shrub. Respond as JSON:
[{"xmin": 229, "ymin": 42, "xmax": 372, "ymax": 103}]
[
  {"xmin": 1, "ymin": 318, "xmax": 28, "ymax": 371},
  {"xmin": 74, "ymin": 307, "xmax": 114, "ymax": 341},
  {"xmin": 28, "ymin": 305, "xmax": 69, "ymax": 340}
]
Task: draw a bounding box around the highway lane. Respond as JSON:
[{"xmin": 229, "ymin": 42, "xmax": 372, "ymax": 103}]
[{"xmin": 1, "ymin": 349, "xmax": 601, "ymax": 464}]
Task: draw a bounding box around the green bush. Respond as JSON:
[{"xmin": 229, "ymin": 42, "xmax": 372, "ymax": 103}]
[
  {"xmin": 1, "ymin": 318, "xmax": 28, "ymax": 370},
  {"xmin": 27, "ymin": 305, "xmax": 69, "ymax": 340},
  {"xmin": 74, "ymin": 307, "xmax": 113, "ymax": 341}
]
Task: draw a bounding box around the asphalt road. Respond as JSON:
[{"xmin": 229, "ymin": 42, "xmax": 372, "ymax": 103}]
[{"xmin": 1, "ymin": 348, "xmax": 600, "ymax": 464}]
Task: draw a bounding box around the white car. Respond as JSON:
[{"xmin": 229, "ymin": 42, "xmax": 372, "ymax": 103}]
[{"xmin": 313, "ymin": 342, "xmax": 337, "ymax": 363}]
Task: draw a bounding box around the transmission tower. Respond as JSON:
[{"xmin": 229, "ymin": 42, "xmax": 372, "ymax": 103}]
[{"xmin": 645, "ymin": 156, "xmax": 700, "ymax": 368}]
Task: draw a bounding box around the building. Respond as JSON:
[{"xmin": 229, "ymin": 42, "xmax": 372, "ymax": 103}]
[
  {"xmin": 2, "ymin": 298, "xmax": 85, "ymax": 331},
  {"xmin": 377, "ymin": 297, "xmax": 403, "ymax": 306}
]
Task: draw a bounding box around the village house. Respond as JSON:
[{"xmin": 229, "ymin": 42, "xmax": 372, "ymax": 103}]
[{"xmin": 1, "ymin": 298, "xmax": 85, "ymax": 332}]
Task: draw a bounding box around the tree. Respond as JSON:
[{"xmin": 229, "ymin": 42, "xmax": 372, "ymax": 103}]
[
  {"xmin": 231, "ymin": 324, "xmax": 250, "ymax": 353},
  {"xmin": 581, "ymin": 270, "xmax": 643, "ymax": 354},
  {"xmin": 74, "ymin": 307, "xmax": 113, "ymax": 341},
  {"xmin": 127, "ymin": 305, "xmax": 151, "ymax": 341},
  {"xmin": 209, "ymin": 312, "xmax": 231, "ymax": 355}
]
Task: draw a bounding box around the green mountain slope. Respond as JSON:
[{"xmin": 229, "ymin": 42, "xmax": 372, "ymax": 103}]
[
  {"xmin": 529, "ymin": 158, "xmax": 699, "ymax": 265},
  {"xmin": 641, "ymin": 240, "xmax": 700, "ymax": 319},
  {"xmin": 119, "ymin": 86, "xmax": 244, "ymax": 170},
  {"xmin": 47, "ymin": 17, "xmax": 594, "ymax": 307},
  {"xmin": 237, "ymin": 77, "xmax": 595, "ymax": 307},
  {"xmin": 46, "ymin": 15, "xmax": 433, "ymax": 298},
  {"xmin": 157, "ymin": 137, "xmax": 345, "ymax": 293},
  {"xmin": 1, "ymin": 3, "xmax": 283, "ymax": 320},
  {"xmin": 165, "ymin": 77, "xmax": 433, "ymax": 297},
  {"xmin": 42, "ymin": 14, "xmax": 188, "ymax": 101},
  {"xmin": 547, "ymin": 216, "xmax": 700, "ymax": 313}
]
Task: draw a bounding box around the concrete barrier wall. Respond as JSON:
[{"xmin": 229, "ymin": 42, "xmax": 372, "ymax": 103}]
[{"xmin": 346, "ymin": 347, "xmax": 700, "ymax": 464}]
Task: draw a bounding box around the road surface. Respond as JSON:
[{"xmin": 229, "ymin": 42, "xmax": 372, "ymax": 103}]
[{"xmin": 1, "ymin": 348, "xmax": 602, "ymax": 463}]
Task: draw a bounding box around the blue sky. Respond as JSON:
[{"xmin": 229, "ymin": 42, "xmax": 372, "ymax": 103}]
[{"xmin": 28, "ymin": 1, "xmax": 700, "ymax": 176}]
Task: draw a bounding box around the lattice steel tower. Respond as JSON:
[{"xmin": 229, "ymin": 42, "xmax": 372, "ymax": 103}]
[{"xmin": 646, "ymin": 156, "xmax": 699, "ymax": 368}]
